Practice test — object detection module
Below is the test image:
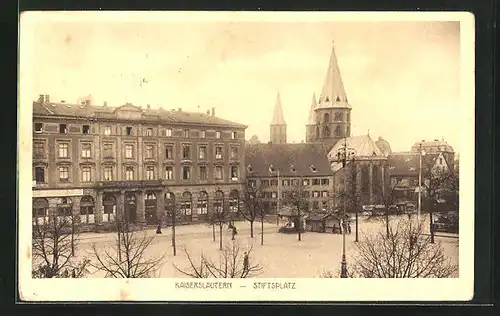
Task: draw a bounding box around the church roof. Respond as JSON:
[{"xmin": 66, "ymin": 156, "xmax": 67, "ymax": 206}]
[
  {"xmin": 307, "ymin": 93, "xmax": 317, "ymax": 125},
  {"xmin": 32, "ymin": 99, "xmax": 246, "ymax": 128},
  {"xmin": 375, "ymin": 136, "xmax": 393, "ymax": 156},
  {"xmin": 270, "ymin": 92, "xmax": 286, "ymax": 125},
  {"xmin": 328, "ymin": 135, "xmax": 386, "ymax": 172},
  {"xmin": 317, "ymin": 42, "xmax": 351, "ymax": 110},
  {"xmin": 246, "ymin": 143, "xmax": 333, "ymax": 178}
]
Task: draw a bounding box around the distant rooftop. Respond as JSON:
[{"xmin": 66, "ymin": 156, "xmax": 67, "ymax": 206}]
[{"xmin": 32, "ymin": 94, "xmax": 247, "ymax": 129}]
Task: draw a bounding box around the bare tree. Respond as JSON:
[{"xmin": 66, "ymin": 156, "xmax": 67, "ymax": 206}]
[
  {"xmin": 283, "ymin": 183, "xmax": 310, "ymax": 241},
  {"xmin": 90, "ymin": 216, "xmax": 166, "ymax": 278},
  {"xmin": 372, "ymin": 178, "xmax": 403, "ymax": 238},
  {"xmin": 164, "ymin": 194, "xmax": 182, "ymax": 256},
  {"xmin": 335, "ymin": 162, "xmax": 363, "ymax": 241},
  {"xmin": 421, "ymin": 155, "xmax": 454, "ymax": 243},
  {"xmin": 348, "ymin": 216, "xmax": 458, "ymax": 278},
  {"xmin": 240, "ymin": 180, "xmax": 259, "ymax": 238},
  {"xmin": 212, "ymin": 196, "xmax": 231, "ymax": 250},
  {"xmin": 174, "ymin": 241, "xmax": 263, "ymax": 278},
  {"xmin": 32, "ymin": 209, "xmax": 90, "ymax": 278}
]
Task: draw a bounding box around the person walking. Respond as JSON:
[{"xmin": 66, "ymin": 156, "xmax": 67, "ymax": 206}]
[
  {"xmin": 232, "ymin": 225, "xmax": 238, "ymax": 240},
  {"xmin": 243, "ymin": 251, "xmax": 249, "ymax": 274}
]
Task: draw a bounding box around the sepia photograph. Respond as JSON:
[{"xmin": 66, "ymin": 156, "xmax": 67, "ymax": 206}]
[{"xmin": 18, "ymin": 11, "xmax": 474, "ymax": 302}]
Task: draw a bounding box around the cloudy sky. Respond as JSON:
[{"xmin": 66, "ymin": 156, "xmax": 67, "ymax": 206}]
[{"xmin": 21, "ymin": 13, "xmax": 465, "ymax": 153}]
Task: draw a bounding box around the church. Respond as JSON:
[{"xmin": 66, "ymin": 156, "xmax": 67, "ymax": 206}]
[{"xmin": 263, "ymin": 42, "xmax": 392, "ymax": 210}]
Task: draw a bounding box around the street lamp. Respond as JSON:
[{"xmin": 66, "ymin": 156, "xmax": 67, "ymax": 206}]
[
  {"xmin": 334, "ymin": 137, "xmax": 356, "ymax": 278},
  {"xmin": 417, "ymin": 141, "xmax": 426, "ymax": 223}
]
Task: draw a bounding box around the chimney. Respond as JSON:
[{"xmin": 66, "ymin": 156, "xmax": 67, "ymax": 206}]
[
  {"xmin": 178, "ymin": 108, "xmax": 182, "ymax": 112},
  {"xmin": 44, "ymin": 95, "xmax": 50, "ymax": 103},
  {"xmin": 103, "ymin": 101, "xmax": 107, "ymax": 107},
  {"xmin": 147, "ymin": 104, "xmax": 151, "ymax": 109},
  {"xmin": 38, "ymin": 94, "xmax": 44, "ymax": 103},
  {"xmin": 211, "ymin": 107, "xmax": 215, "ymax": 117},
  {"xmin": 85, "ymin": 99, "xmax": 90, "ymax": 106}
]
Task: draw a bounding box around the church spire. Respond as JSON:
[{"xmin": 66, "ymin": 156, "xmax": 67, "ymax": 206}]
[
  {"xmin": 271, "ymin": 92, "xmax": 286, "ymax": 125},
  {"xmin": 307, "ymin": 93, "xmax": 317, "ymax": 125},
  {"xmin": 318, "ymin": 41, "xmax": 350, "ymax": 109}
]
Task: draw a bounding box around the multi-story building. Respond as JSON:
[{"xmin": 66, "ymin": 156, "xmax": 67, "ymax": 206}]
[
  {"xmin": 245, "ymin": 143, "xmax": 334, "ymax": 214},
  {"xmin": 32, "ymin": 95, "xmax": 247, "ymax": 227}
]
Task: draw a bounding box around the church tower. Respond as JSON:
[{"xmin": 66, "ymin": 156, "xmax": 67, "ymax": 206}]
[
  {"xmin": 305, "ymin": 93, "xmax": 317, "ymax": 142},
  {"xmin": 270, "ymin": 92, "xmax": 287, "ymax": 144},
  {"xmin": 309, "ymin": 42, "xmax": 352, "ymax": 151}
]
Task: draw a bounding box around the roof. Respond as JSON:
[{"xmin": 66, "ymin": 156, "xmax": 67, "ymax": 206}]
[
  {"xmin": 246, "ymin": 143, "xmax": 333, "ymax": 177},
  {"xmin": 270, "ymin": 92, "xmax": 286, "ymax": 125},
  {"xmin": 375, "ymin": 136, "xmax": 392, "ymax": 156},
  {"xmin": 305, "ymin": 213, "xmax": 333, "ymax": 221},
  {"xmin": 307, "ymin": 93, "xmax": 317, "ymax": 125},
  {"xmin": 328, "ymin": 135, "xmax": 385, "ymax": 172},
  {"xmin": 317, "ymin": 42, "xmax": 351, "ymax": 109},
  {"xmin": 410, "ymin": 139, "xmax": 454, "ymax": 153},
  {"xmin": 32, "ymin": 100, "xmax": 247, "ymax": 128},
  {"xmin": 387, "ymin": 151, "xmax": 447, "ymax": 177}
]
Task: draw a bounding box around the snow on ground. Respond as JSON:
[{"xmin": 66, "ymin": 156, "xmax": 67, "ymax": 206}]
[{"xmin": 72, "ymin": 214, "xmax": 459, "ymax": 278}]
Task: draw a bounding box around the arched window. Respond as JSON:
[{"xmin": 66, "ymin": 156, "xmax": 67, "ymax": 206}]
[
  {"xmin": 334, "ymin": 126, "xmax": 341, "ymax": 137},
  {"xmin": 197, "ymin": 191, "xmax": 208, "ymax": 215},
  {"xmin": 80, "ymin": 195, "xmax": 95, "ymax": 224},
  {"xmin": 181, "ymin": 192, "xmax": 192, "ymax": 217},
  {"xmin": 56, "ymin": 197, "xmax": 72, "ymax": 217},
  {"xmin": 323, "ymin": 113, "xmax": 330, "ymax": 123},
  {"xmin": 33, "ymin": 198, "xmax": 49, "ymax": 225},
  {"xmin": 323, "ymin": 126, "xmax": 330, "ymax": 137},
  {"xmin": 229, "ymin": 190, "xmax": 239, "ymax": 213},
  {"xmin": 214, "ymin": 190, "xmax": 224, "ymax": 213},
  {"xmin": 165, "ymin": 192, "xmax": 176, "ymax": 210},
  {"xmin": 103, "ymin": 194, "xmax": 117, "ymax": 222},
  {"xmin": 334, "ymin": 112, "xmax": 344, "ymax": 121}
]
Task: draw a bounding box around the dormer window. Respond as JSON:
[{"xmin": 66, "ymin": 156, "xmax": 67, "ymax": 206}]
[
  {"xmin": 325, "ymin": 96, "xmax": 329, "ymax": 102},
  {"xmin": 269, "ymin": 164, "xmax": 275, "ymax": 173},
  {"xmin": 34, "ymin": 123, "xmax": 43, "ymax": 133},
  {"xmin": 247, "ymin": 165, "xmax": 252, "ymax": 173},
  {"xmin": 290, "ymin": 164, "xmax": 296, "ymax": 172},
  {"xmin": 336, "ymin": 96, "xmax": 341, "ymax": 102},
  {"xmin": 310, "ymin": 165, "xmax": 317, "ymax": 173}
]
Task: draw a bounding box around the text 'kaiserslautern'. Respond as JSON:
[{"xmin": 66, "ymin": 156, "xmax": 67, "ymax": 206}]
[{"xmin": 175, "ymin": 282, "xmax": 233, "ymax": 289}]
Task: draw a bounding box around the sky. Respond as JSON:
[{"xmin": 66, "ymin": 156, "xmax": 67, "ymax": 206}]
[{"xmin": 21, "ymin": 13, "xmax": 464, "ymax": 153}]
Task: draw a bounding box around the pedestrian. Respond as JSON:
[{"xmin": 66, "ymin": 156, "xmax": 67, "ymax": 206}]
[
  {"xmin": 156, "ymin": 221, "xmax": 162, "ymax": 234},
  {"xmin": 232, "ymin": 225, "xmax": 238, "ymax": 240},
  {"xmin": 347, "ymin": 223, "xmax": 351, "ymax": 234},
  {"xmin": 243, "ymin": 251, "xmax": 249, "ymax": 273}
]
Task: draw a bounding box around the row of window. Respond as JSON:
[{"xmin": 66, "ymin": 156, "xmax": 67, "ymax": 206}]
[
  {"xmin": 33, "ymin": 164, "xmax": 241, "ymax": 183},
  {"xmin": 315, "ymin": 125, "xmax": 350, "ymax": 138},
  {"xmin": 34, "ymin": 122, "xmax": 239, "ymax": 139},
  {"xmin": 34, "ymin": 142, "xmax": 240, "ymax": 161},
  {"xmin": 318, "ymin": 111, "xmax": 350, "ymax": 123},
  {"xmin": 258, "ymin": 178, "xmax": 330, "ymax": 187},
  {"xmin": 260, "ymin": 191, "xmax": 329, "ymax": 199}
]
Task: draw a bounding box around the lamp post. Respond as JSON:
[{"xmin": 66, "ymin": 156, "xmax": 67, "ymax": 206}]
[
  {"xmin": 335, "ymin": 137, "xmax": 356, "ymax": 278},
  {"xmin": 417, "ymin": 141, "xmax": 426, "ymax": 222}
]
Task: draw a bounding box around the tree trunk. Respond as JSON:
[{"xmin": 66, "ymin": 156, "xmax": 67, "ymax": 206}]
[
  {"xmin": 71, "ymin": 213, "xmax": 75, "ymax": 257},
  {"xmin": 298, "ymin": 208, "xmax": 302, "ymax": 242},
  {"xmin": 250, "ymin": 220, "xmax": 254, "ymax": 238},
  {"xmin": 212, "ymin": 223, "xmax": 216, "ymax": 242},
  {"xmin": 385, "ymin": 211, "xmax": 389, "ymax": 238},
  {"xmin": 219, "ymin": 224, "xmax": 223, "ymax": 250},
  {"xmin": 355, "ymin": 208, "xmax": 359, "ymax": 242},
  {"xmin": 429, "ymin": 208, "xmax": 435, "ymax": 244},
  {"xmin": 172, "ymin": 215, "xmax": 176, "ymax": 256},
  {"xmin": 261, "ymin": 217, "xmax": 264, "ymax": 245}
]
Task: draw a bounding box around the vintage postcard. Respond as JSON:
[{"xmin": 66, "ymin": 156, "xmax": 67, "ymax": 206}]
[{"xmin": 18, "ymin": 11, "xmax": 475, "ymax": 302}]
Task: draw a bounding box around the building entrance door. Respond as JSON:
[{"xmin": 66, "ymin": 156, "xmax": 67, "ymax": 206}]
[
  {"xmin": 125, "ymin": 193, "xmax": 137, "ymax": 223},
  {"xmin": 145, "ymin": 192, "xmax": 157, "ymax": 225}
]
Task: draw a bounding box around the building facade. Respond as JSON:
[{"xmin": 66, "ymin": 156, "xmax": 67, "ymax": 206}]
[
  {"xmin": 32, "ymin": 95, "xmax": 247, "ymax": 227},
  {"xmin": 246, "ymin": 143, "xmax": 335, "ymax": 214}
]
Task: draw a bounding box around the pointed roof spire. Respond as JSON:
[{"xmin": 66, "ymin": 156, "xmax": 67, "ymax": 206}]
[
  {"xmin": 318, "ymin": 41, "xmax": 350, "ymax": 109},
  {"xmin": 271, "ymin": 92, "xmax": 286, "ymax": 125},
  {"xmin": 307, "ymin": 93, "xmax": 317, "ymax": 125}
]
